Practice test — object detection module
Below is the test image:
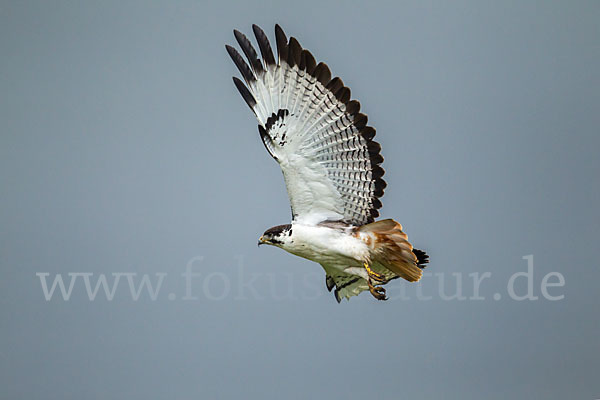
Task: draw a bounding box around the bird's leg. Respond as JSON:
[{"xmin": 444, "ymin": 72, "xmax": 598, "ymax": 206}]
[
  {"xmin": 367, "ymin": 277, "xmax": 387, "ymax": 301},
  {"xmin": 364, "ymin": 262, "xmax": 385, "ymax": 283},
  {"xmin": 364, "ymin": 262, "xmax": 387, "ymax": 300}
]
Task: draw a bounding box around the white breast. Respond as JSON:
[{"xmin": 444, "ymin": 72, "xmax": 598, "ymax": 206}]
[{"xmin": 282, "ymin": 223, "xmax": 369, "ymax": 267}]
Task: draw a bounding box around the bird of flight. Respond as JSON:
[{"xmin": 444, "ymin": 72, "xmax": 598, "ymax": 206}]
[{"xmin": 226, "ymin": 24, "xmax": 429, "ymax": 302}]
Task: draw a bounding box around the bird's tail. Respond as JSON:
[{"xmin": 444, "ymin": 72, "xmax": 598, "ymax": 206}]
[{"xmin": 359, "ymin": 219, "xmax": 429, "ymax": 282}]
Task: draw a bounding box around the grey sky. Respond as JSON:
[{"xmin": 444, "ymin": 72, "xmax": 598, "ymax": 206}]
[{"xmin": 1, "ymin": 1, "xmax": 599, "ymax": 399}]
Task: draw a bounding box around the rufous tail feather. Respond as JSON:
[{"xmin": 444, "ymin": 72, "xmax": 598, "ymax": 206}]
[{"xmin": 359, "ymin": 219, "xmax": 429, "ymax": 282}]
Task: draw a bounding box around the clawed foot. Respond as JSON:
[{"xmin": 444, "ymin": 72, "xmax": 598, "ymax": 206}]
[
  {"xmin": 368, "ymin": 278, "xmax": 387, "ymax": 301},
  {"xmin": 364, "ymin": 262, "xmax": 385, "ymax": 283}
]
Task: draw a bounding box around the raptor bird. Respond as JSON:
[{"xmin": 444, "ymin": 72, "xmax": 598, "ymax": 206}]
[{"xmin": 226, "ymin": 24, "xmax": 429, "ymax": 302}]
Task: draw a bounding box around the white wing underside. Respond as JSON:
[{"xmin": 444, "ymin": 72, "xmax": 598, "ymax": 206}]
[{"xmin": 227, "ymin": 25, "xmax": 386, "ymax": 226}]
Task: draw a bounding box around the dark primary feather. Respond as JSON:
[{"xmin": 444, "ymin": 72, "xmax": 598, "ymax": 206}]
[
  {"xmin": 226, "ymin": 45, "xmax": 255, "ymax": 84},
  {"xmin": 233, "ymin": 29, "xmax": 264, "ymax": 75},
  {"xmin": 232, "ymin": 77, "xmax": 256, "ymax": 110},
  {"xmin": 252, "ymin": 24, "xmax": 276, "ymax": 67},
  {"xmin": 287, "ymin": 37, "xmax": 302, "ymax": 67},
  {"xmin": 274, "ymin": 24, "xmax": 288, "ymax": 63}
]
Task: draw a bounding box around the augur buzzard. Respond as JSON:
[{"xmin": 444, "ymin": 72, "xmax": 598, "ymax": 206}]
[{"xmin": 226, "ymin": 24, "xmax": 429, "ymax": 302}]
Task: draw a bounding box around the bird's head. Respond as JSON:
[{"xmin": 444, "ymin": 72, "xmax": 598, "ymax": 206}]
[{"xmin": 258, "ymin": 224, "xmax": 292, "ymax": 247}]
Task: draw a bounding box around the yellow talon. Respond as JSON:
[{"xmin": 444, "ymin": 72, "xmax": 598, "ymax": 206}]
[{"xmin": 364, "ymin": 262, "xmax": 385, "ymax": 282}]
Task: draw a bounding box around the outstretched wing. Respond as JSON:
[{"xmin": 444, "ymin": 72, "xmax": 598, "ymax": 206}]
[{"xmin": 227, "ymin": 24, "xmax": 386, "ymax": 226}]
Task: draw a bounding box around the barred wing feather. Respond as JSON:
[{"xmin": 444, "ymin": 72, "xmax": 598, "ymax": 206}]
[{"xmin": 227, "ymin": 24, "xmax": 386, "ymax": 226}]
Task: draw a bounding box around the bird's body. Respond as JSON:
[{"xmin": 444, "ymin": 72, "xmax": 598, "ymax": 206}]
[
  {"xmin": 279, "ymin": 223, "xmax": 369, "ymax": 269},
  {"xmin": 227, "ymin": 24, "xmax": 429, "ymax": 302}
]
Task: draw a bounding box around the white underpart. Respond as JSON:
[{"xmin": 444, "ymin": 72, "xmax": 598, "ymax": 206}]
[{"xmin": 277, "ymin": 223, "xmax": 370, "ymax": 277}]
